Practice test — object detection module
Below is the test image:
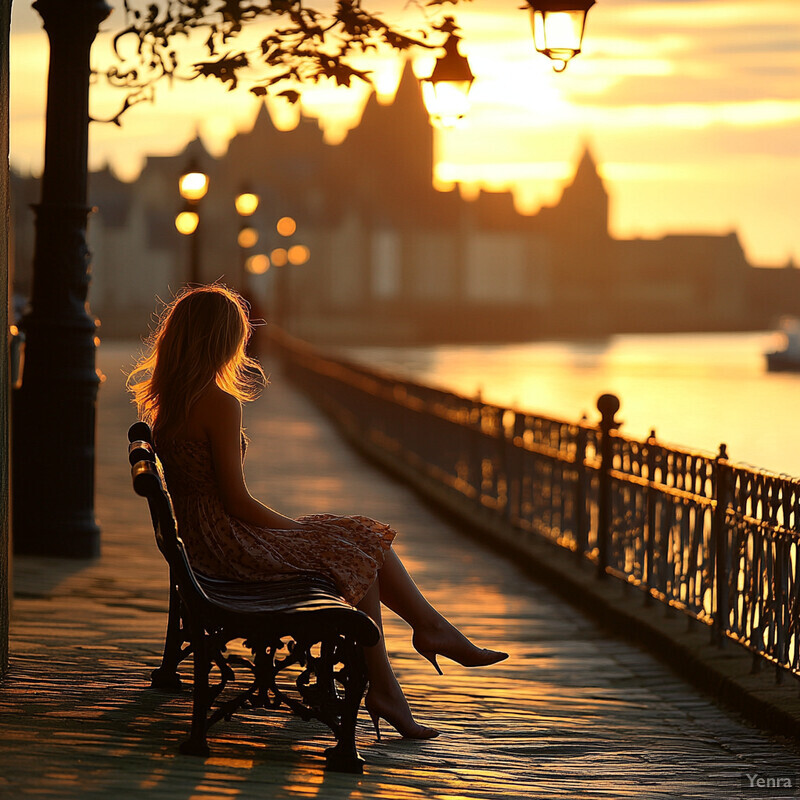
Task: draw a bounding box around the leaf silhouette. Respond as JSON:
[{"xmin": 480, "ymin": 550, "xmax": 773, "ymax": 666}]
[
  {"xmin": 277, "ymin": 89, "xmax": 301, "ymax": 104},
  {"xmin": 193, "ymin": 52, "xmax": 249, "ymax": 89}
]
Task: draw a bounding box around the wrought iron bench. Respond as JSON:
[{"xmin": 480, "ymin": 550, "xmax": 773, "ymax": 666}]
[{"xmin": 127, "ymin": 421, "xmax": 380, "ymax": 773}]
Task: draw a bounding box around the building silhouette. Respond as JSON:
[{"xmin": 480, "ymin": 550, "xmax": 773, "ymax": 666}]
[{"xmin": 10, "ymin": 62, "xmax": 797, "ymax": 342}]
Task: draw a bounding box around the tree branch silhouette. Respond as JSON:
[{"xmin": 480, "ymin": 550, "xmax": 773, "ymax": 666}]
[{"xmin": 94, "ymin": 0, "xmax": 469, "ymax": 122}]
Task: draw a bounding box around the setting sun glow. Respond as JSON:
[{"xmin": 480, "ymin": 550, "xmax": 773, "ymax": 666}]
[{"xmin": 8, "ymin": 0, "xmax": 800, "ymax": 264}]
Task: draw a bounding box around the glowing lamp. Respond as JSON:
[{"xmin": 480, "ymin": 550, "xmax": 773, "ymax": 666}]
[
  {"xmin": 175, "ymin": 210, "xmax": 199, "ymax": 235},
  {"xmin": 525, "ymin": 0, "xmax": 595, "ymax": 72},
  {"xmin": 235, "ymin": 191, "xmax": 259, "ymax": 217},
  {"xmin": 246, "ymin": 254, "xmax": 270, "ymax": 275},
  {"xmin": 420, "ymin": 17, "xmax": 474, "ymax": 128},
  {"xmin": 276, "ymin": 216, "xmax": 297, "ymax": 237}
]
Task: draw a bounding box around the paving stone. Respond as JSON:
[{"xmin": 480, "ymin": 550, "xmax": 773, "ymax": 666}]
[{"xmin": 1, "ymin": 341, "xmax": 799, "ymax": 799}]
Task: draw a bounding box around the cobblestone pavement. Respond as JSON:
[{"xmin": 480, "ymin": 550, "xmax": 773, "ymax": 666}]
[{"xmin": 1, "ymin": 342, "xmax": 799, "ymax": 799}]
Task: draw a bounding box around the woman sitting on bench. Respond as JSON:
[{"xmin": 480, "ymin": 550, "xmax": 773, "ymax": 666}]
[{"xmin": 128, "ymin": 284, "xmax": 507, "ymax": 740}]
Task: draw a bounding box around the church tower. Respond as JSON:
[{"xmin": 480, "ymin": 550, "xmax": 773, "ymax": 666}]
[
  {"xmin": 555, "ymin": 146, "xmax": 609, "ymax": 244},
  {"xmin": 333, "ymin": 60, "xmax": 434, "ymax": 220}
]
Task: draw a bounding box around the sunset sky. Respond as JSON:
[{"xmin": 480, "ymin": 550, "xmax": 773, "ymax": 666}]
[{"xmin": 9, "ymin": 0, "xmax": 800, "ymax": 266}]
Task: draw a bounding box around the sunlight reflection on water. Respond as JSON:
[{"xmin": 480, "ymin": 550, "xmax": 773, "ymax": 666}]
[{"xmin": 343, "ymin": 331, "xmax": 800, "ymax": 477}]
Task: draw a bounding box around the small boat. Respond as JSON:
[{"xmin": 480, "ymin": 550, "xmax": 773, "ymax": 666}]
[{"xmin": 766, "ymin": 318, "xmax": 800, "ymax": 372}]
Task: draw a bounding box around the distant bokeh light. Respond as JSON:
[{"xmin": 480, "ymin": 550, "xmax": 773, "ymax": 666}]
[
  {"xmin": 175, "ymin": 210, "xmax": 199, "ymax": 235},
  {"xmin": 270, "ymin": 247, "xmax": 288, "ymax": 267},
  {"xmin": 276, "ymin": 216, "xmax": 296, "ymax": 237},
  {"xmin": 178, "ymin": 172, "xmax": 209, "ymax": 202},
  {"xmin": 288, "ymin": 244, "xmax": 310, "ymax": 265},
  {"xmin": 235, "ymin": 192, "xmax": 259, "ymax": 216},
  {"xmin": 238, "ymin": 226, "xmax": 259, "ymax": 248},
  {"xmin": 245, "ymin": 253, "xmax": 270, "ymax": 274}
]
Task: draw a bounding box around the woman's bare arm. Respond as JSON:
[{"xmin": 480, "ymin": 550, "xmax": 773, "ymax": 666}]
[{"xmin": 200, "ymin": 387, "xmax": 304, "ymax": 530}]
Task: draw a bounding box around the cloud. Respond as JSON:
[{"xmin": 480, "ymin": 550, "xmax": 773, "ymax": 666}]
[
  {"xmin": 567, "ymin": 7, "xmax": 800, "ymax": 106},
  {"xmin": 10, "ymin": 0, "xmax": 800, "ymax": 263},
  {"xmin": 567, "ymin": 71, "xmax": 799, "ymax": 106}
]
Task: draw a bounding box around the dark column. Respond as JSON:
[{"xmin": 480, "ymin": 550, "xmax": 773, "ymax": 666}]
[
  {"xmin": 12, "ymin": 0, "xmax": 111, "ymax": 557},
  {"xmin": 190, "ymin": 226, "xmax": 201, "ymax": 285},
  {"xmin": 276, "ymin": 266, "xmax": 289, "ymax": 330},
  {"xmin": 1, "ymin": 0, "xmax": 11, "ymax": 677}
]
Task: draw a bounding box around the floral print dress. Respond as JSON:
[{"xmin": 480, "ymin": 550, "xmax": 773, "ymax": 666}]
[{"xmin": 157, "ymin": 436, "xmax": 396, "ymax": 605}]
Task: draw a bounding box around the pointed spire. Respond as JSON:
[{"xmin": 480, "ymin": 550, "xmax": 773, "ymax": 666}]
[
  {"xmin": 394, "ymin": 58, "xmax": 422, "ymax": 107},
  {"xmin": 360, "ymin": 58, "xmax": 426, "ymax": 128},
  {"xmin": 574, "ymin": 144, "xmax": 599, "ymax": 181},
  {"xmin": 566, "ymin": 143, "xmax": 606, "ymax": 197},
  {"xmin": 184, "ymin": 134, "xmax": 213, "ymax": 164},
  {"xmin": 251, "ymin": 99, "xmax": 275, "ymax": 135}
]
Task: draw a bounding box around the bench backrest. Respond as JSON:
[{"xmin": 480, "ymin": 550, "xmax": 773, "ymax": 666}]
[{"xmin": 128, "ymin": 421, "xmax": 213, "ymax": 616}]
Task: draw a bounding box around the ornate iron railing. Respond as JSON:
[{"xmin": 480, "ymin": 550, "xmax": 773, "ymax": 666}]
[{"xmin": 271, "ymin": 332, "xmax": 800, "ymax": 681}]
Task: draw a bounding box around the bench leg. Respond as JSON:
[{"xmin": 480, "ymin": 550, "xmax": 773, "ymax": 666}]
[
  {"xmin": 151, "ymin": 581, "xmax": 185, "ymax": 692},
  {"xmin": 324, "ymin": 641, "xmax": 368, "ymax": 774},
  {"xmin": 179, "ymin": 626, "xmax": 211, "ymax": 757}
]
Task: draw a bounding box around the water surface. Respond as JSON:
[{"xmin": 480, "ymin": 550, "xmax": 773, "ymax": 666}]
[{"xmin": 342, "ymin": 331, "xmax": 800, "ymax": 477}]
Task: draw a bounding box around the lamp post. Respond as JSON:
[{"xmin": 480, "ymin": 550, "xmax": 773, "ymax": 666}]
[
  {"xmin": 176, "ymin": 161, "xmax": 208, "ymax": 284},
  {"xmin": 270, "ymin": 216, "xmax": 311, "ymax": 331},
  {"xmin": 271, "ymin": 226, "xmax": 290, "ymax": 331},
  {"xmin": 523, "ymin": 0, "xmax": 596, "ymax": 72},
  {"xmin": 420, "ymin": 17, "xmax": 474, "ymax": 128},
  {"xmin": 235, "ymin": 187, "xmax": 260, "ymax": 291},
  {"xmin": 12, "ymin": 0, "xmax": 112, "ymax": 557}
]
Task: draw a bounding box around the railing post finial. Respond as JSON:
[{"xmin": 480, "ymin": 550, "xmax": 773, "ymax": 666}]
[
  {"xmin": 597, "ymin": 393, "xmax": 621, "ymax": 425},
  {"xmin": 712, "ymin": 441, "xmax": 731, "ymax": 647},
  {"xmin": 596, "ymin": 393, "xmax": 620, "ymax": 579}
]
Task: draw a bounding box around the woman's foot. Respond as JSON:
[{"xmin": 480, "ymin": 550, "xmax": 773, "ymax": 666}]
[
  {"xmin": 365, "ymin": 687, "xmax": 439, "ymax": 741},
  {"xmin": 412, "ymin": 620, "xmax": 508, "ymax": 675}
]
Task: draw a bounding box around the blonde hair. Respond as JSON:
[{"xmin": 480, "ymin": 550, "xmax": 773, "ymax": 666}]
[{"xmin": 127, "ymin": 285, "xmax": 265, "ymax": 440}]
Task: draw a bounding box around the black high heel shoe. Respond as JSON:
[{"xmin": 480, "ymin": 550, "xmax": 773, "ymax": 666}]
[
  {"xmin": 365, "ymin": 695, "xmax": 439, "ymax": 741},
  {"xmin": 412, "ymin": 633, "xmax": 508, "ymax": 675}
]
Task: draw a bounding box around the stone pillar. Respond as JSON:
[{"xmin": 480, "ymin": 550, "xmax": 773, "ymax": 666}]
[{"xmin": 12, "ymin": 0, "xmax": 111, "ymax": 557}]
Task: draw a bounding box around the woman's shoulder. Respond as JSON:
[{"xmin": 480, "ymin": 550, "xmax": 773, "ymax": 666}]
[
  {"xmin": 198, "ymin": 383, "xmax": 241, "ymax": 412},
  {"xmin": 188, "ymin": 384, "xmax": 241, "ymax": 437},
  {"xmin": 196, "ymin": 384, "xmax": 242, "ymax": 422}
]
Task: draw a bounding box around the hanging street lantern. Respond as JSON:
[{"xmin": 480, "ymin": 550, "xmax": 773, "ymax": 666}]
[
  {"xmin": 524, "ymin": 0, "xmax": 595, "ymax": 72},
  {"xmin": 420, "ymin": 17, "xmax": 475, "ymax": 128}
]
